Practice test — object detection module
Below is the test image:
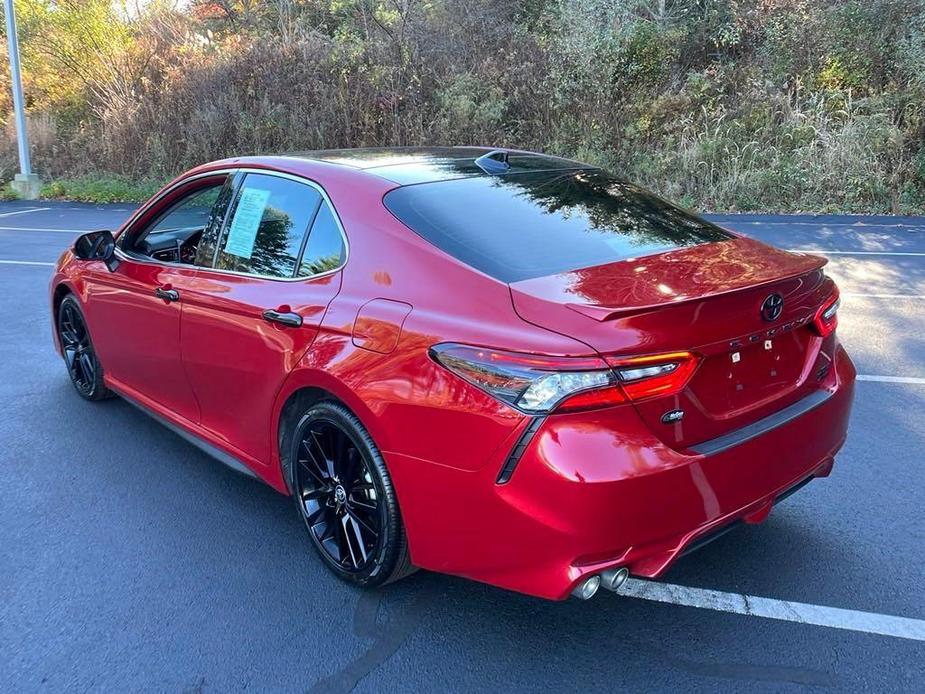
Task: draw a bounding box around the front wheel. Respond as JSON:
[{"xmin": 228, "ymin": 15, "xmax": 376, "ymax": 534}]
[
  {"xmin": 56, "ymin": 294, "xmax": 113, "ymax": 401},
  {"xmin": 288, "ymin": 400, "xmax": 414, "ymax": 587}
]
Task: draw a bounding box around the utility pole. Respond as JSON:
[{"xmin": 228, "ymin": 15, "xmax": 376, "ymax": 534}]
[{"xmin": 3, "ymin": 0, "xmax": 41, "ymax": 199}]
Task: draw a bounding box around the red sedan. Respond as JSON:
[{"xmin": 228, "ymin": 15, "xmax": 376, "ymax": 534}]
[{"xmin": 50, "ymin": 148, "xmax": 855, "ymax": 600}]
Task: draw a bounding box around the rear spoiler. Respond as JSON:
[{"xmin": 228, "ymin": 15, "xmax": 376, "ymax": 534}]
[{"xmin": 561, "ymin": 253, "xmax": 828, "ymax": 322}]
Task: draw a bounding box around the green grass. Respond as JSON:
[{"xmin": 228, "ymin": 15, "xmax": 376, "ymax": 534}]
[
  {"xmin": 0, "ymin": 182, "xmax": 20, "ymax": 200},
  {"xmin": 39, "ymin": 175, "xmax": 164, "ymax": 203}
]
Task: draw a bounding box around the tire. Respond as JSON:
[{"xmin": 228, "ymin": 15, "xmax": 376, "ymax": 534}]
[
  {"xmin": 286, "ymin": 400, "xmax": 414, "ymax": 587},
  {"xmin": 56, "ymin": 294, "xmax": 113, "ymax": 401}
]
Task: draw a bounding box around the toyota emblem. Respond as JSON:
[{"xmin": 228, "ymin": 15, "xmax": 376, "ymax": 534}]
[{"xmin": 760, "ymin": 293, "xmax": 784, "ymax": 322}]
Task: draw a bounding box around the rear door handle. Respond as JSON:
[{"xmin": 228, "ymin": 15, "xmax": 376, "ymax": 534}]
[
  {"xmin": 155, "ymin": 286, "xmax": 180, "ymax": 302},
  {"xmin": 262, "ymin": 309, "xmax": 303, "ymax": 327}
]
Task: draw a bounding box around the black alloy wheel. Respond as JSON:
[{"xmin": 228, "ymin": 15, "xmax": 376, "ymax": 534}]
[
  {"xmin": 57, "ymin": 295, "xmax": 111, "ymax": 401},
  {"xmin": 289, "ymin": 401, "xmax": 413, "ymax": 586}
]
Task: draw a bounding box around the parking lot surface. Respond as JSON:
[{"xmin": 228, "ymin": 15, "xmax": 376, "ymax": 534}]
[{"xmin": 1, "ymin": 201, "xmax": 923, "ymax": 692}]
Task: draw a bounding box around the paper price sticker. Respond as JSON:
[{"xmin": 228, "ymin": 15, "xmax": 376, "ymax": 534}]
[{"xmin": 224, "ymin": 188, "xmax": 272, "ymax": 259}]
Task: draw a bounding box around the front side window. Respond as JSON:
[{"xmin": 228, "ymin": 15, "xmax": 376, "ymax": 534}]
[
  {"xmin": 193, "ymin": 174, "xmax": 240, "ymax": 267},
  {"xmin": 214, "ymin": 173, "xmax": 322, "ymax": 278},
  {"xmin": 148, "ymin": 185, "xmax": 223, "ymax": 235},
  {"xmin": 126, "ymin": 176, "xmax": 229, "ymax": 265}
]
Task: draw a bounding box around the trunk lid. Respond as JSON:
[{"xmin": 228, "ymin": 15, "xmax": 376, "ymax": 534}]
[{"xmin": 509, "ymin": 237, "xmax": 835, "ymax": 450}]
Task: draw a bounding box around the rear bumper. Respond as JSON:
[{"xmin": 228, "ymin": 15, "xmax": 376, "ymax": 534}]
[{"xmin": 388, "ymin": 344, "xmax": 856, "ymax": 600}]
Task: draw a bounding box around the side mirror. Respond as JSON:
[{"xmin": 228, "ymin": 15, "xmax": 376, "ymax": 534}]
[{"xmin": 74, "ymin": 230, "xmax": 119, "ymax": 272}]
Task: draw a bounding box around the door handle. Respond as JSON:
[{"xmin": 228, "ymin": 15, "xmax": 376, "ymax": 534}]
[
  {"xmin": 154, "ymin": 286, "xmax": 180, "ymax": 302},
  {"xmin": 262, "ymin": 309, "xmax": 303, "ymax": 327}
]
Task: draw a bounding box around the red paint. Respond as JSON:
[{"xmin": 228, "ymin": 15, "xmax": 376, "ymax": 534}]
[
  {"xmin": 352, "ymin": 299, "xmax": 413, "ymax": 354},
  {"xmin": 50, "ymin": 151, "xmax": 855, "ymax": 600}
]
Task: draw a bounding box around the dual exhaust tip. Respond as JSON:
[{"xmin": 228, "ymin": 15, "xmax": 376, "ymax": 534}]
[{"xmin": 571, "ymin": 567, "xmax": 630, "ymax": 600}]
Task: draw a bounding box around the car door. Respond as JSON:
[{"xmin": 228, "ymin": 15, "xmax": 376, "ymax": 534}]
[
  {"xmin": 83, "ymin": 173, "xmax": 236, "ymax": 424},
  {"xmin": 179, "ymin": 171, "xmax": 347, "ymax": 465}
]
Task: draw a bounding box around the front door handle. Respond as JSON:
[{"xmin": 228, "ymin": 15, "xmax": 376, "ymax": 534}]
[
  {"xmin": 155, "ymin": 286, "xmax": 180, "ymax": 302},
  {"xmin": 262, "ymin": 309, "xmax": 303, "ymax": 327}
]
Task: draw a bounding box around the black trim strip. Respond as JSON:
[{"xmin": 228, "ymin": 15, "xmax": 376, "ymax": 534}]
[
  {"xmin": 293, "ymin": 195, "xmax": 324, "ymax": 277},
  {"xmin": 119, "ymin": 393, "xmax": 258, "ymax": 480},
  {"xmin": 681, "ymin": 474, "xmax": 815, "ymax": 557},
  {"xmin": 775, "ymin": 474, "xmax": 814, "ymax": 503},
  {"xmin": 691, "ymin": 389, "xmax": 833, "ymax": 457},
  {"xmin": 497, "ymin": 416, "xmax": 546, "ymax": 484},
  {"xmin": 681, "ymin": 519, "xmax": 742, "ymax": 557}
]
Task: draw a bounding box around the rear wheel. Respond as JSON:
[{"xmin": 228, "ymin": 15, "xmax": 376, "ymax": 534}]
[
  {"xmin": 288, "ymin": 400, "xmax": 414, "ymax": 586},
  {"xmin": 57, "ymin": 294, "xmax": 112, "ymax": 401}
]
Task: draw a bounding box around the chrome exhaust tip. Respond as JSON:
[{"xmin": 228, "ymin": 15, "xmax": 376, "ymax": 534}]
[
  {"xmin": 571, "ymin": 574, "xmax": 601, "ymax": 600},
  {"xmin": 600, "ymin": 567, "xmax": 630, "ymax": 592}
]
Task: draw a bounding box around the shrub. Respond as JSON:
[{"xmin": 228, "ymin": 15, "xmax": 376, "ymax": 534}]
[{"xmin": 0, "ymin": 0, "xmax": 922, "ymax": 213}]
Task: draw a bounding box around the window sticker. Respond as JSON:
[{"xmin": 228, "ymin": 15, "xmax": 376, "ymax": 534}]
[{"xmin": 224, "ymin": 187, "xmax": 272, "ymax": 259}]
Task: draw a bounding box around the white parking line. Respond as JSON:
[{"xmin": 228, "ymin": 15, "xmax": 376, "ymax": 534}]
[
  {"xmin": 842, "ymin": 293, "xmax": 925, "ymax": 299},
  {"xmin": 621, "ymin": 579, "xmax": 925, "ymax": 642},
  {"xmin": 733, "ymin": 220, "xmax": 925, "ymax": 229},
  {"xmin": 0, "ymin": 226, "xmax": 93, "ymax": 233},
  {"xmin": 856, "ymin": 375, "xmax": 925, "ymax": 385},
  {"xmin": 0, "ymin": 259, "xmax": 55, "ymax": 267},
  {"xmin": 0, "ymin": 207, "xmax": 50, "ymax": 218},
  {"xmin": 788, "ymin": 249, "xmax": 925, "ymax": 257}
]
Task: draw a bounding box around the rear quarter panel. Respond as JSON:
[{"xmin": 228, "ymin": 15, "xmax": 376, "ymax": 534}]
[{"xmin": 270, "ymin": 175, "xmax": 597, "ymax": 523}]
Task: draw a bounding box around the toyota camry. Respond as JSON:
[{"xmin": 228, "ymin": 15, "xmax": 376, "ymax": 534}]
[{"xmin": 50, "ymin": 147, "xmax": 855, "ymax": 600}]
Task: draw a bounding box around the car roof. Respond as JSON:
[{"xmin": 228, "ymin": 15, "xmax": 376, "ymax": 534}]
[{"xmin": 276, "ymin": 146, "xmax": 595, "ymax": 185}]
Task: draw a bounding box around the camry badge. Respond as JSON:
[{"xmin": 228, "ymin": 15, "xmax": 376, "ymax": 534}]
[{"xmin": 760, "ymin": 293, "xmax": 784, "ymax": 322}]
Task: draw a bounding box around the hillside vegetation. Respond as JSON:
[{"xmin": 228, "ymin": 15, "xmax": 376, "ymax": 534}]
[{"xmin": 2, "ymin": 0, "xmax": 924, "ymax": 212}]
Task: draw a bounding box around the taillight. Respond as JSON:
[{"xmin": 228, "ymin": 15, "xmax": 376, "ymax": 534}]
[
  {"xmin": 813, "ymin": 288, "xmax": 840, "ymax": 338},
  {"xmin": 607, "ymin": 352, "xmax": 701, "ymax": 400},
  {"xmin": 429, "ymin": 344, "xmax": 699, "ymax": 414}
]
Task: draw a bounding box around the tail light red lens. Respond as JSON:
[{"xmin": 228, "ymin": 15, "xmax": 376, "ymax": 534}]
[
  {"xmin": 607, "ymin": 352, "xmax": 701, "ymax": 400},
  {"xmin": 812, "ymin": 288, "xmax": 840, "ymax": 338},
  {"xmin": 429, "ymin": 344, "xmax": 699, "ymax": 414}
]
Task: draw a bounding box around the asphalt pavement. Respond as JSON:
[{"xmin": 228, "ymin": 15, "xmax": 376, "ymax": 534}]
[{"xmin": 1, "ymin": 201, "xmax": 923, "ymax": 692}]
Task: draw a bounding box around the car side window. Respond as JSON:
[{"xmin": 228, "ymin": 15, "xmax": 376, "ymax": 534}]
[
  {"xmin": 124, "ymin": 176, "xmax": 230, "ymax": 265},
  {"xmin": 213, "ymin": 173, "xmax": 322, "ymax": 278},
  {"xmin": 298, "ymin": 201, "xmax": 346, "ymax": 277},
  {"xmin": 148, "ymin": 185, "xmax": 222, "ymax": 235},
  {"xmin": 193, "ymin": 174, "xmax": 240, "ymax": 268}
]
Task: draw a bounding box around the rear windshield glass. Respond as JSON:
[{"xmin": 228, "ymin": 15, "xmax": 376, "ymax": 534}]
[{"xmin": 383, "ymin": 171, "xmax": 732, "ymax": 282}]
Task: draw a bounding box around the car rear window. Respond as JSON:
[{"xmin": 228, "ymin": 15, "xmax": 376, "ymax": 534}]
[{"xmin": 383, "ymin": 171, "xmax": 732, "ymax": 283}]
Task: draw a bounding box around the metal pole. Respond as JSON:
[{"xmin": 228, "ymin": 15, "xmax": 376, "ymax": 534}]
[{"xmin": 4, "ymin": 0, "xmax": 31, "ymax": 176}]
